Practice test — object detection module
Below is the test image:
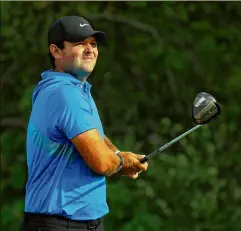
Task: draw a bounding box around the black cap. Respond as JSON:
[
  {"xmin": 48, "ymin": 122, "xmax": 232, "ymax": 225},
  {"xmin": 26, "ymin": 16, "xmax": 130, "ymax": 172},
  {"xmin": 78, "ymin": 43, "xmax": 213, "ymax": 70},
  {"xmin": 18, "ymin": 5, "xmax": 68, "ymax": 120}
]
[{"xmin": 48, "ymin": 16, "xmax": 107, "ymax": 45}]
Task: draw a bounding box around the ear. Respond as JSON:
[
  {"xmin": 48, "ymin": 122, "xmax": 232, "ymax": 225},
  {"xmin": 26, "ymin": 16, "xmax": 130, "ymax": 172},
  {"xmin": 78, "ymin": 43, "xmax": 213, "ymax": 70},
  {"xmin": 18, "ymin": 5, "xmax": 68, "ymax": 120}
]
[{"xmin": 49, "ymin": 44, "xmax": 62, "ymax": 59}]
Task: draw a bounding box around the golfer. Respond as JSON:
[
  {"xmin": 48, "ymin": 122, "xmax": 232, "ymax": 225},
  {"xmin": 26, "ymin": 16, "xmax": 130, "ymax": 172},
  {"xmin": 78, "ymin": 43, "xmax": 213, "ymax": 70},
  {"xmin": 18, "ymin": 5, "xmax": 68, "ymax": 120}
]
[{"xmin": 20, "ymin": 16, "xmax": 148, "ymax": 231}]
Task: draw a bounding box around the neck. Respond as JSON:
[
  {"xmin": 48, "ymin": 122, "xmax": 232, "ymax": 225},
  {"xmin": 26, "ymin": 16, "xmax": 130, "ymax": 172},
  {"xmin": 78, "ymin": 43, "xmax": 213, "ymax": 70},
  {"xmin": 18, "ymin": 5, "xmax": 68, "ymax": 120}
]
[{"xmin": 54, "ymin": 67, "xmax": 90, "ymax": 82}]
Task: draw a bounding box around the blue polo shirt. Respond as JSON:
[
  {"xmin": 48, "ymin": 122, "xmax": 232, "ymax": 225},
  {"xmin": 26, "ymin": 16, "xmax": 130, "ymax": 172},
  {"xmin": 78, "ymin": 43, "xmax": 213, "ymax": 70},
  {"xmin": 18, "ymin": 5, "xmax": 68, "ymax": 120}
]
[{"xmin": 24, "ymin": 70, "xmax": 109, "ymax": 220}]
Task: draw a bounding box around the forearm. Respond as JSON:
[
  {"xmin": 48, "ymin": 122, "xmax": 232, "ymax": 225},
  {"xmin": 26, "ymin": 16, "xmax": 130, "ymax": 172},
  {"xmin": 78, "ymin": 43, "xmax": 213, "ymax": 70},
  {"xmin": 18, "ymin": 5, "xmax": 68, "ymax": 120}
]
[
  {"xmin": 71, "ymin": 130, "xmax": 121, "ymax": 176},
  {"xmin": 104, "ymin": 135, "xmax": 119, "ymax": 152}
]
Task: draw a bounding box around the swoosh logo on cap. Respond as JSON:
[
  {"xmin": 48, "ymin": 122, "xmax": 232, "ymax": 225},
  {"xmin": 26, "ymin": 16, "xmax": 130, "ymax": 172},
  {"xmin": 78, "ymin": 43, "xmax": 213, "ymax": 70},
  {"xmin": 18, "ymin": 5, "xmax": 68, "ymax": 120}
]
[{"xmin": 80, "ymin": 23, "xmax": 89, "ymax": 27}]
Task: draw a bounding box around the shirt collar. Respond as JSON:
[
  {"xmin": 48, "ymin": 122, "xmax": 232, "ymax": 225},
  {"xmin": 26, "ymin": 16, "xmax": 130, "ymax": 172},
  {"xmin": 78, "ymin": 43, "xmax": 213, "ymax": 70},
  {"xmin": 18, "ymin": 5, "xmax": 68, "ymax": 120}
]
[
  {"xmin": 79, "ymin": 80, "xmax": 92, "ymax": 94},
  {"xmin": 41, "ymin": 69, "xmax": 92, "ymax": 92}
]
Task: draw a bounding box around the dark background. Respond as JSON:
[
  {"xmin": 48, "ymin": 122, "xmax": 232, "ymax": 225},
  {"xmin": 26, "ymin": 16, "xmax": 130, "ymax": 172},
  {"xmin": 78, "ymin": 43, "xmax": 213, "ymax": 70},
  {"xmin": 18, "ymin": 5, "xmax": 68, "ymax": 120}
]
[{"xmin": 1, "ymin": 1, "xmax": 241, "ymax": 231}]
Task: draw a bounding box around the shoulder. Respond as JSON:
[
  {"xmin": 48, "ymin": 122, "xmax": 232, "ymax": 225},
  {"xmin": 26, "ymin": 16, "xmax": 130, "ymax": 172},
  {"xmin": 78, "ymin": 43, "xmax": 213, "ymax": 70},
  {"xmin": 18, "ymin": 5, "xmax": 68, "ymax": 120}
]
[
  {"xmin": 45, "ymin": 83, "xmax": 91, "ymax": 115},
  {"xmin": 50, "ymin": 83, "xmax": 85, "ymax": 103}
]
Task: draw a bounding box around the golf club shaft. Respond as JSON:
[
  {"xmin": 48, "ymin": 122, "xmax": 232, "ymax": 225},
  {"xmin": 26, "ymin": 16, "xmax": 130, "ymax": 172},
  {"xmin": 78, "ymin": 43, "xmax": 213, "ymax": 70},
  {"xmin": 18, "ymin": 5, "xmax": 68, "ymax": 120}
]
[{"xmin": 140, "ymin": 125, "xmax": 203, "ymax": 163}]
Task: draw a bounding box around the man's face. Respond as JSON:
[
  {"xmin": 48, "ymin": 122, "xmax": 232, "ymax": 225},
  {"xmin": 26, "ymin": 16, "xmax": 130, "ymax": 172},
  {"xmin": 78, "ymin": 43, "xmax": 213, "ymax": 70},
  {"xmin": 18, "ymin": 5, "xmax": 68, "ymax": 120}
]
[{"xmin": 60, "ymin": 36, "xmax": 98, "ymax": 74}]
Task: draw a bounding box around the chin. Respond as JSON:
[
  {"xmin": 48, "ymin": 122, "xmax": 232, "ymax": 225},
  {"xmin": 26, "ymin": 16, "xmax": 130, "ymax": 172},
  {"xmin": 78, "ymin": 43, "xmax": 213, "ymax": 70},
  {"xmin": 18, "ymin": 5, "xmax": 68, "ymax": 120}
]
[{"xmin": 82, "ymin": 66, "xmax": 94, "ymax": 73}]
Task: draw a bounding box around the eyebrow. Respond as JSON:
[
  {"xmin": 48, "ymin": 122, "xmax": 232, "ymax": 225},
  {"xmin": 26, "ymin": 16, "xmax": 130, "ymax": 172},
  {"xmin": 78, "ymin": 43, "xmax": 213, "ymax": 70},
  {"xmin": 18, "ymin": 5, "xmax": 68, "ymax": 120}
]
[
  {"xmin": 74, "ymin": 40, "xmax": 97, "ymax": 45},
  {"xmin": 73, "ymin": 41, "xmax": 84, "ymax": 45}
]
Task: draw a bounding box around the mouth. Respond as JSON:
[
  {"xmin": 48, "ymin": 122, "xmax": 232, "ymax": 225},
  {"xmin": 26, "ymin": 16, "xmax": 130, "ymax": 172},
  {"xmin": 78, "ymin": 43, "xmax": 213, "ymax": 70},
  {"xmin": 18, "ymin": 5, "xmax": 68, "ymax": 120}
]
[{"xmin": 82, "ymin": 57, "xmax": 94, "ymax": 60}]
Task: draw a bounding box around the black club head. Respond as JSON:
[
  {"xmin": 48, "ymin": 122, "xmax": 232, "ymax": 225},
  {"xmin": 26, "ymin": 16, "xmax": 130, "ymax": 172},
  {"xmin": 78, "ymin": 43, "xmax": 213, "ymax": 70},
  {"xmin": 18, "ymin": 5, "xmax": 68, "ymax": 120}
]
[{"xmin": 192, "ymin": 92, "xmax": 221, "ymax": 125}]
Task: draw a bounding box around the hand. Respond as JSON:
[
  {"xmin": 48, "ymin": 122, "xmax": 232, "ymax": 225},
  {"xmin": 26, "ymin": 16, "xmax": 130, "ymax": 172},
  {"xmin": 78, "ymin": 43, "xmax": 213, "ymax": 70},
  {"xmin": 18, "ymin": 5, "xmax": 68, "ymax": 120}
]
[{"xmin": 118, "ymin": 152, "xmax": 148, "ymax": 179}]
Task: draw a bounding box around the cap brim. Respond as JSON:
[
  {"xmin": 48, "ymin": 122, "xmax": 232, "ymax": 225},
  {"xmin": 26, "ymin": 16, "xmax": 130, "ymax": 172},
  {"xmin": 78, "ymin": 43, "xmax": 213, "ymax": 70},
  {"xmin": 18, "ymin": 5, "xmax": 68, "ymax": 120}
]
[
  {"xmin": 92, "ymin": 31, "xmax": 107, "ymax": 43},
  {"xmin": 66, "ymin": 31, "xmax": 107, "ymax": 44}
]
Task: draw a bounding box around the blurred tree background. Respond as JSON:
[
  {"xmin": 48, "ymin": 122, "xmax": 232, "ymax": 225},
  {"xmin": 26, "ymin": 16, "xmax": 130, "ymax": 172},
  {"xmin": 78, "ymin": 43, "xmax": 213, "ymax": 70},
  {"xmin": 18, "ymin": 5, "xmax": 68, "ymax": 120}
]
[{"xmin": 1, "ymin": 1, "xmax": 241, "ymax": 231}]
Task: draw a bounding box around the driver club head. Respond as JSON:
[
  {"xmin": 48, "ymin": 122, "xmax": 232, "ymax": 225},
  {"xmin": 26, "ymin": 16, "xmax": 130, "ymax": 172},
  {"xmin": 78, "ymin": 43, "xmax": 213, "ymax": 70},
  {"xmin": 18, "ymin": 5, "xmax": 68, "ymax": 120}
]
[{"xmin": 192, "ymin": 92, "xmax": 221, "ymax": 125}]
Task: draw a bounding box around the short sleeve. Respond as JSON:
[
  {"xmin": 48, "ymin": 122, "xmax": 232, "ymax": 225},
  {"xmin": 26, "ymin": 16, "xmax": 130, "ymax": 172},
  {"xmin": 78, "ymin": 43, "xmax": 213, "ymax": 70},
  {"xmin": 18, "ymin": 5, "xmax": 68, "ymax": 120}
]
[{"xmin": 47, "ymin": 85, "xmax": 96, "ymax": 139}]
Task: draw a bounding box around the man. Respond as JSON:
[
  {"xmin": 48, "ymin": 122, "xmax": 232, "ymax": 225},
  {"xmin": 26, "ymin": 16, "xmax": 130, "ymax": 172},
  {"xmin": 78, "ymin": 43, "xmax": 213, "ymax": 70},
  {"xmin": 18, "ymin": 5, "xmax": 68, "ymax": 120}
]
[{"xmin": 20, "ymin": 16, "xmax": 148, "ymax": 231}]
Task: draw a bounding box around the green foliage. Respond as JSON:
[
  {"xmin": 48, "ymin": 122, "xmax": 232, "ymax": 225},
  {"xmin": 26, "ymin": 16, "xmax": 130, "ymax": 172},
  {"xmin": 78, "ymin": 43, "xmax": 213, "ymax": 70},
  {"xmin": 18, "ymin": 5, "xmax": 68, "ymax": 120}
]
[{"xmin": 1, "ymin": 1, "xmax": 241, "ymax": 231}]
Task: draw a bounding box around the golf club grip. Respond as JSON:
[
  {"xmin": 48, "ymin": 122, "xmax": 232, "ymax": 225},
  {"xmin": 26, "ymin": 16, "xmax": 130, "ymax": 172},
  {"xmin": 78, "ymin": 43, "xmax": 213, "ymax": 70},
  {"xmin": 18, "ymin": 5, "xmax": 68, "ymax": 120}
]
[{"xmin": 140, "ymin": 156, "xmax": 148, "ymax": 163}]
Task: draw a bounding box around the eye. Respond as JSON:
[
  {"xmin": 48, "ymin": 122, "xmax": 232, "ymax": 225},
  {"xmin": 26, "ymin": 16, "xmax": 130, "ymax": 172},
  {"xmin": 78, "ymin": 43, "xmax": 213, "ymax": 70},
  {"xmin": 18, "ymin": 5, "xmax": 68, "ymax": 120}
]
[
  {"xmin": 74, "ymin": 42, "xmax": 84, "ymax": 47},
  {"xmin": 90, "ymin": 42, "xmax": 97, "ymax": 47}
]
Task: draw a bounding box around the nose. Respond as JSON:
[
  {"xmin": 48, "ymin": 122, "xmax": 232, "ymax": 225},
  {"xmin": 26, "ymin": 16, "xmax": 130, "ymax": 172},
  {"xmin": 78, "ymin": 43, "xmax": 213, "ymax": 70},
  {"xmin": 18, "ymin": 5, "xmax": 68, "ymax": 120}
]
[{"xmin": 84, "ymin": 43, "xmax": 93, "ymax": 52}]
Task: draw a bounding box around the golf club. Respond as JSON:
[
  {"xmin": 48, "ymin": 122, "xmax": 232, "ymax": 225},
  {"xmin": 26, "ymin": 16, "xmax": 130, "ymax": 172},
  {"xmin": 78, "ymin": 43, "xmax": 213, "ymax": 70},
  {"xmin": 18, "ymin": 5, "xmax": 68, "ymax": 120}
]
[{"xmin": 140, "ymin": 92, "xmax": 221, "ymax": 163}]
